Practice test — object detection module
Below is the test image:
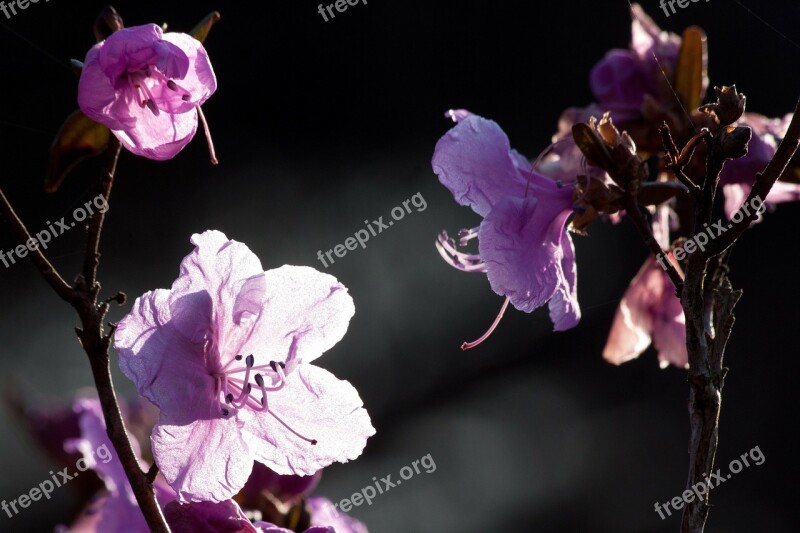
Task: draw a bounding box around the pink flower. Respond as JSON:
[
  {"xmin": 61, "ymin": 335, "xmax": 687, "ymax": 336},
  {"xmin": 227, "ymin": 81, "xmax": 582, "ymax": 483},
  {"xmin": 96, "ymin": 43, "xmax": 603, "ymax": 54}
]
[
  {"xmin": 56, "ymin": 399, "xmax": 257, "ymax": 533},
  {"xmin": 114, "ymin": 231, "xmax": 374, "ymax": 503},
  {"xmin": 78, "ymin": 24, "xmax": 217, "ymax": 161},
  {"xmin": 603, "ymin": 256, "xmax": 687, "ymax": 369}
]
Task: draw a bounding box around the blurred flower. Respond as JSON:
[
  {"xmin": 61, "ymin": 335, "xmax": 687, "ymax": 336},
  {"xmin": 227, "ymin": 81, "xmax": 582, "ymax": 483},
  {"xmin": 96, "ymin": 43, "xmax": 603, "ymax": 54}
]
[
  {"xmin": 59, "ymin": 399, "xmax": 177, "ymax": 533},
  {"xmin": 115, "ymin": 230, "xmax": 375, "ymax": 503},
  {"xmin": 720, "ymin": 112, "xmax": 800, "ymax": 218},
  {"xmin": 589, "ymin": 4, "xmax": 681, "ymax": 121},
  {"xmin": 78, "ymin": 24, "xmax": 217, "ymax": 160},
  {"xmin": 252, "ymin": 496, "xmax": 368, "ymax": 532},
  {"xmin": 239, "ymin": 463, "xmax": 321, "ymax": 508},
  {"xmin": 603, "ymin": 255, "xmax": 687, "ymax": 369},
  {"xmin": 433, "ymin": 111, "xmax": 581, "ymax": 345}
]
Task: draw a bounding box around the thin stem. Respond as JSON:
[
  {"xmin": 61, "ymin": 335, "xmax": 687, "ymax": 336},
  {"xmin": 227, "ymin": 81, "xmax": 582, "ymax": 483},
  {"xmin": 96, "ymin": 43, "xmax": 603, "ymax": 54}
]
[{"xmin": 82, "ymin": 137, "xmax": 121, "ymax": 296}]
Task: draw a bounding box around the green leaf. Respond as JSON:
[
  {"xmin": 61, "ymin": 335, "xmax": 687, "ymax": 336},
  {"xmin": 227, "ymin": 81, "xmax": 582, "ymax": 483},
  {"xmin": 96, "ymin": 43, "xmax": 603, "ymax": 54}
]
[
  {"xmin": 674, "ymin": 26, "xmax": 708, "ymax": 112},
  {"xmin": 45, "ymin": 110, "xmax": 110, "ymax": 193},
  {"xmin": 191, "ymin": 12, "xmax": 221, "ymax": 44}
]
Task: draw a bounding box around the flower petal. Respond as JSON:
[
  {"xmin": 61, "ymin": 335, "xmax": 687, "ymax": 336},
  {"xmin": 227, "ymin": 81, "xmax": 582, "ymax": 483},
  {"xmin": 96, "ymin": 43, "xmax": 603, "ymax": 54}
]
[
  {"xmin": 111, "ymin": 105, "xmax": 199, "ymax": 161},
  {"xmin": 308, "ymin": 497, "xmax": 368, "ymax": 533},
  {"xmin": 432, "ymin": 115, "xmax": 529, "ymax": 217},
  {"xmin": 548, "ymin": 232, "xmax": 581, "ymax": 331},
  {"xmin": 153, "ymin": 415, "xmax": 254, "ymax": 503},
  {"xmin": 239, "ymin": 265, "xmax": 355, "ymax": 369},
  {"xmin": 241, "ymin": 364, "xmax": 374, "ymax": 477},
  {"xmin": 163, "ymin": 499, "xmax": 258, "ymax": 533},
  {"xmin": 152, "ymin": 32, "xmax": 217, "ymax": 114},
  {"xmin": 116, "ymin": 287, "xmax": 214, "ymax": 422},
  {"xmin": 478, "ymin": 190, "xmax": 574, "ymax": 316},
  {"xmin": 78, "ymin": 45, "xmax": 124, "ymax": 130}
]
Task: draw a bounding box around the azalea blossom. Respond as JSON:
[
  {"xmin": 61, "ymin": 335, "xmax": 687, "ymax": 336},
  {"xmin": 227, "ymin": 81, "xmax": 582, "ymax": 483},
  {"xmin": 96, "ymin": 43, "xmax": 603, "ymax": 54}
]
[
  {"xmin": 254, "ymin": 497, "xmax": 368, "ymax": 533},
  {"xmin": 78, "ymin": 23, "xmax": 217, "ymax": 161},
  {"xmin": 63, "ymin": 400, "xmax": 266, "ymax": 533},
  {"xmin": 115, "ymin": 230, "xmax": 375, "ymax": 503},
  {"xmin": 603, "ymin": 255, "xmax": 687, "ymax": 368},
  {"xmin": 433, "ymin": 111, "xmax": 581, "ymax": 347},
  {"xmin": 589, "ymin": 3, "xmax": 682, "ymax": 122},
  {"xmin": 721, "ymin": 112, "xmax": 800, "ymax": 218},
  {"xmin": 59, "ymin": 398, "xmax": 178, "ymax": 533}
]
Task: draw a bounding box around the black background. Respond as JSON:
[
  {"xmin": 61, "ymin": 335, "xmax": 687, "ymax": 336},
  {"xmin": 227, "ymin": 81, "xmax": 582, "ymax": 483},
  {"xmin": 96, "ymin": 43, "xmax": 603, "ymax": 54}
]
[{"xmin": 0, "ymin": 1, "xmax": 798, "ymax": 531}]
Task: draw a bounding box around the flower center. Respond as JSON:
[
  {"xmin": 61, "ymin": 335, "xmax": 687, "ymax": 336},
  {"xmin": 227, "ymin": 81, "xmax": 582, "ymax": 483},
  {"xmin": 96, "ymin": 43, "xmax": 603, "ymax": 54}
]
[
  {"xmin": 124, "ymin": 65, "xmax": 192, "ymax": 116},
  {"xmin": 212, "ymin": 354, "xmax": 317, "ymax": 445}
]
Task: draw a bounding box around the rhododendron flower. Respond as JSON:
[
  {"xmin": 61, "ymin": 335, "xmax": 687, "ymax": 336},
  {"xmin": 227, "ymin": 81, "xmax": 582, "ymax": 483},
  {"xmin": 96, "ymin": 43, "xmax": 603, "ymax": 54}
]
[
  {"xmin": 78, "ymin": 24, "xmax": 217, "ymax": 161},
  {"xmin": 60, "ymin": 399, "xmax": 177, "ymax": 533},
  {"xmin": 433, "ymin": 111, "xmax": 581, "ymax": 346},
  {"xmin": 254, "ymin": 497, "xmax": 367, "ymax": 533},
  {"xmin": 589, "ymin": 4, "xmax": 681, "ymax": 121},
  {"xmin": 238, "ymin": 462, "xmax": 321, "ymax": 507},
  {"xmin": 721, "ymin": 112, "xmax": 800, "ymax": 217},
  {"xmin": 603, "ymin": 256, "xmax": 687, "ymax": 369},
  {"xmin": 115, "ymin": 230, "xmax": 374, "ymax": 503}
]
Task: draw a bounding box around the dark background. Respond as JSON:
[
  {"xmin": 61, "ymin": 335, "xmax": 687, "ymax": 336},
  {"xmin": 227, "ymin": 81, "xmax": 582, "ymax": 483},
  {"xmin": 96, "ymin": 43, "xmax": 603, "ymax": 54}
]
[{"xmin": 1, "ymin": 1, "xmax": 798, "ymax": 531}]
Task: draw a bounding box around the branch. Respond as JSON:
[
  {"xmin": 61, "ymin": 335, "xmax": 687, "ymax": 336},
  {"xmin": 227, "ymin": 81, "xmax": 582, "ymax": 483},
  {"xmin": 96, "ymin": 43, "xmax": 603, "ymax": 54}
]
[
  {"xmin": 82, "ymin": 137, "xmax": 121, "ymax": 296},
  {"xmin": 0, "ymin": 188, "xmax": 76, "ymax": 303},
  {"xmin": 1, "ymin": 140, "xmax": 169, "ymax": 532},
  {"xmin": 706, "ymin": 97, "xmax": 800, "ymax": 256},
  {"xmin": 622, "ymin": 196, "xmax": 685, "ymax": 292}
]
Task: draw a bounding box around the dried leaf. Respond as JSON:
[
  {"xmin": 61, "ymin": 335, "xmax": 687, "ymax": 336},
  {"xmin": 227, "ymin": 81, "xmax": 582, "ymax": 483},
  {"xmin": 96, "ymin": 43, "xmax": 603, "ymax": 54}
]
[
  {"xmin": 191, "ymin": 12, "xmax": 221, "ymax": 44},
  {"xmin": 46, "ymin": 110, "xmax": 110, "ymax": 193},
  {"xmin": 674, "ymin": 26, "xmax": 708, "ymax": 112},
  {"xmin": 572, "ymin": 123, "xmax": 614, "ymax": 171}
]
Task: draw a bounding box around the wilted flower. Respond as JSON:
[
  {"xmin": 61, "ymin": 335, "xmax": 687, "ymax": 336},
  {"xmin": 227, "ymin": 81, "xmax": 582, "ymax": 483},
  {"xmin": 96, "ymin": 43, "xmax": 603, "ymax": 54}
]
[
  {"xmin": 78, "ymin": 24, "xmax": 217, "ymax": 161},
  {"xmin": 603, "ymin": 256, "xmax": 687, "ymax": 368},
  {"xmin": 433, "ymin": 111, "xmax": 581, "ymax": 347},
  {"xmin": 115, "ymin": 230, "xmax": 375, "ymax": 503}
]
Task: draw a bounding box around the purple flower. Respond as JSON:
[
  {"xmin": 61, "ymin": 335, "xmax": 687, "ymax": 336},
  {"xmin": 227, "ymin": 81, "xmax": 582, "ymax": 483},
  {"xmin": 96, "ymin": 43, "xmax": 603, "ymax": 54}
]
[
  {"xmin": 60, "ymin": 399, "xmax": 177, "ymax": 533},
  {"xmin": 253, "ymin": 497, "xmax": 367, "ymax": 533},
  {"xmin": 239, "ymin": 463, "xmax": 321, "ymax": 507},
  {"xmin": 433, "ymin": 111, "xmax": 580, "ymax": 345},
  {"xmin": 78, "ymin": 24, "xmax": 217, "ymax": 161},
  {"xmin": 603, "ymin": 256, "xmax": 687, "ymax": 369},
  {"xmin": 163, "ymin": 500, "xmax": 259, "ymax": 533},
  {"xmin": 114, "ymin": 230, "xmax": 375, "ymax": 503},
  {"xmin": 590, "ymin": 4, "xmax": 681, "ymax": 121}
]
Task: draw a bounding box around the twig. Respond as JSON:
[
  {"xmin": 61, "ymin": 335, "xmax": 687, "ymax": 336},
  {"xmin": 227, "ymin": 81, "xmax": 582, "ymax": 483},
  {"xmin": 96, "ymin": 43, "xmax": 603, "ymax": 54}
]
[
  {"xmin": 0, "ymin": 140, "xmax": 170, "ymax": 532},
  {"xmin": 706, "ymin": 97, "xmax": 800, "ymax": 256},
  {"xmin": 622, "ymin": 196, "xmax": 685, "ymax": 292},
  {"xmin": 0, "ymin": 189, "xmax": 76, "ymax": 303}
]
